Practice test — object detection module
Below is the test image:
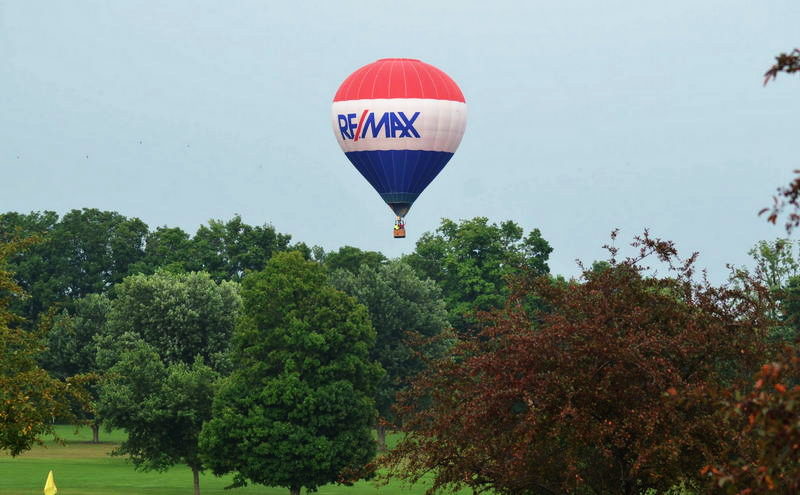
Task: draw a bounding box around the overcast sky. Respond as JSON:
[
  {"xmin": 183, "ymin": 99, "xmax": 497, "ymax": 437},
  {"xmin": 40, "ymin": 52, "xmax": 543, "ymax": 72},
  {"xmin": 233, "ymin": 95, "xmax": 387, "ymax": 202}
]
[{"xmin": 2, "ymin": 1, "xmax": 799, "ymax": 282}]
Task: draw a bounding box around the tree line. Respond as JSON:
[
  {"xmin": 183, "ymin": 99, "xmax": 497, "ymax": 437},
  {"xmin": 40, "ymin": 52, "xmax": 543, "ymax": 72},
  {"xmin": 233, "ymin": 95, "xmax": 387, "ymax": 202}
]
[
  {"xmin": 0, "ymin": 209, "xmax": 553, "ymax": 495},
  {"xmin": 2, "ymin": 209, "xmax": 800, "ymax": 494}
]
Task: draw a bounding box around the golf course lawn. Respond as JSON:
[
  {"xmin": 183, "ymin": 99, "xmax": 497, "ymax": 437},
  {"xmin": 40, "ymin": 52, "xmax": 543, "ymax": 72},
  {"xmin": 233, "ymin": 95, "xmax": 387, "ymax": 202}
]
[{"xmin": 0, "ymin": 426, "xmax": 445, "ymax": 495}]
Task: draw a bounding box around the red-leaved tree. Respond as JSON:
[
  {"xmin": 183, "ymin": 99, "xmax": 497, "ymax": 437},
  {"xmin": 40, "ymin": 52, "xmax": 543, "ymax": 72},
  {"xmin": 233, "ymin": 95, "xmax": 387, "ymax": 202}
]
[
  {"xmin": 384, "ymin": 232, "xmax": 774, "ymax": 495},
  {"xmin": 706, "ymin": 350, "xmax": 800, "ymax": 494}
]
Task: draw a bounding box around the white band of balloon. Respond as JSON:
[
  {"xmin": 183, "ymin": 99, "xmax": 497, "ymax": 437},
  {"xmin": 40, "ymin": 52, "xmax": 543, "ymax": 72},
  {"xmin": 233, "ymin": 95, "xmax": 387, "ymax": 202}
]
[{"xmin": 331, "ymin": 98, "xmax": 467, "ymax": 153}]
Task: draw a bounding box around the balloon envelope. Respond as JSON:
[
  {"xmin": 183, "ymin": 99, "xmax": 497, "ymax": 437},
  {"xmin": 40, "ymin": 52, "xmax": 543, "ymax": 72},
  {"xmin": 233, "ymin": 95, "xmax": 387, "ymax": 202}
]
[{"xmin": 331, "ymin": 58, "xmax": 467, "ymax": 217}]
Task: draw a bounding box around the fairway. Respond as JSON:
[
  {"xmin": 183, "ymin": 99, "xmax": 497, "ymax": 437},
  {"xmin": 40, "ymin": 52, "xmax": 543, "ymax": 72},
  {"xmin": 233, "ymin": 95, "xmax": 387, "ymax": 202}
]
[{"xmin": 0, "ymin": 427, "xmax": 436, "ymax": 495}]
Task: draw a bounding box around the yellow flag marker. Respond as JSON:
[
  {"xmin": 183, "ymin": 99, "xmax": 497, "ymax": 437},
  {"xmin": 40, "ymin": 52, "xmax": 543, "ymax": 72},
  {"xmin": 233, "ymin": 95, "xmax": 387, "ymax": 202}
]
[{"xmin": 43, "ymin": 470, "xmax": 57, "ymax": 495}]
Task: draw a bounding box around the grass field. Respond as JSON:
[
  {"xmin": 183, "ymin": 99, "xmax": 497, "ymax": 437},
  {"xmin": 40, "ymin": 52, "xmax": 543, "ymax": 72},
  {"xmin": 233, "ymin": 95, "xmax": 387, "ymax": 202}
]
[{"xmin": 0, "ymin": 426, "xmax": 444, "ymax": 495}]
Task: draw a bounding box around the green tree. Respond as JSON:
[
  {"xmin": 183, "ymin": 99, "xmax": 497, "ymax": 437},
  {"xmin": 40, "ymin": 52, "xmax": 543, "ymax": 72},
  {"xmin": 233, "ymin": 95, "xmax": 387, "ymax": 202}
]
[
  {"xmin": 39, "ymin": 293, "xmax": 111, "ymax": 442},
  {"xmin": 0, "ymin": 209, "xmax": 148, "ymax": 323},
  {"xmin": 322, "ymin": 246, "xmax": 387, "ymax": 274},
  {"xmin": 744, "ymin": 239, "xmax": 800, "ymax": 292},
  {"xmin": 0, "ymin": 238, "xmax": 85, "ymax": 456},
  {"xmin": 0, "ymin": 211, "xmax": 61, "ymax": 321},
  {"xmin": 404, "ymin": 217, "xmax": 552, "ymax": 332},
  {"xmin": 104, "ymin": 271, "xmax": 240, "ymax": 368},
  {"xmin": 96, "ymin": 334, "xmax": 217, "ymax": 495},
  {"xmin": 189, "ymin": 216, "xmax": 292, "ymax": 281},
  {"xmin": 50, "ymin": 208, "xmax": 149, "ymax": 296},
  {"xmin": 129, "ymin": 226, "xmax": 194, "ymax": 275},
  {"xmin": 40, "ymin": 293, "xmax": 110, "ymax": 380},
  {"xmin": 330, "ymin": 260, "xmax": 449, "ymax": 449},
  {"xmin": 732, "ymin": 239, "xmax": 800, "ymax": 342},
  {"xmin": 200, "ymin": 252, "xmax": 382, "ymax": 495}
]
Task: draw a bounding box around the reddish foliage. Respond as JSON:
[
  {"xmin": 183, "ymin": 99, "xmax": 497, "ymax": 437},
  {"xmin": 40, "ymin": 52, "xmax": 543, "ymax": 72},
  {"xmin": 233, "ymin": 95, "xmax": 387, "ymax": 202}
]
[
  {"xmin": 763, "ymin": 49, "xmax": 800, "ymax": 85},
  {"xmin": 707, "ymin": 351, "xmax": 800, "ymax": 494},
  {"xmin": 760, "ymin": 49, "xmax": 800, "ymax": 232},
  {"xmin": 759, "ymin": 171, "xmax": 800, "ymax": 234},
  {"xmin": 384, "ymin": 232, "xmax": 773, "ymax": 495}
]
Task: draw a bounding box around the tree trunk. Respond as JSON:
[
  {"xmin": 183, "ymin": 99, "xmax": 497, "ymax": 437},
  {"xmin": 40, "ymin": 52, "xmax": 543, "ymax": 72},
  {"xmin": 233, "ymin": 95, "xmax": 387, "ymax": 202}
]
[
  {"xmin": 289, "ymin": 486, "xmax": 301, "ymax": 495},
  {"xmin": 192, "ymin": 466, "xmax": 201, "ymax": 495},
  {"xmin": 91, "ymin": 422, "xmax": 100, "ymax": 443},
  {"xmin": 376, "ymin": 423, "xmax": 387, "ymax": 452}
]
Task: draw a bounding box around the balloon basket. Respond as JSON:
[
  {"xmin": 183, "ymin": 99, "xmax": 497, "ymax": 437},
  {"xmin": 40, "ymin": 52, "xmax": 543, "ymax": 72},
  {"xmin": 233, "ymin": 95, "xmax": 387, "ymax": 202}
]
[{"xmin": 393, "ymin": 218, "xmax": 406, "ymax": 238}]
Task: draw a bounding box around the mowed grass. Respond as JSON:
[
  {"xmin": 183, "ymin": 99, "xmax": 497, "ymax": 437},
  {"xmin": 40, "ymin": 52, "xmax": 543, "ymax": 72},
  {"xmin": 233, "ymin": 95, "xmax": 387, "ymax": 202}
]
[{"xmin": 0, "ymin": 426, "xmax": 446, "ymax": 495}]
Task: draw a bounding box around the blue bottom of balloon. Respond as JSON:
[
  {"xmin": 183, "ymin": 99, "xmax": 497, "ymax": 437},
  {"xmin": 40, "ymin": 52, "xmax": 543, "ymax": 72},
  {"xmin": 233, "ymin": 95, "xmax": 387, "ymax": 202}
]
[{"xmin": 344, "ymin": 150, "xmax": 454, "ymax": 207}]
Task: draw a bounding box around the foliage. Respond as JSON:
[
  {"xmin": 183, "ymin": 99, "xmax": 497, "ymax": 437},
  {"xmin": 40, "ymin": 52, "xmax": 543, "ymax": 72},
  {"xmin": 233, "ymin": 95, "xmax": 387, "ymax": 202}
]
[
  {"xmin": 763, "ymin": 48, "xmax": 800, "ymax": 85},
  {"xmin": 742, "ymin": 239, "xmax": 800, "ymax": 293},
  {"xmin": 707, "ymin": 350, "xmax": 800, "ymax": 494},
  {"xmin": 760, "ymin": 48, "xmax": 800, "ymax": 232},
  {"xmin": 130, "ymin": 226, "xmax": 195, "ymax": 275},
  {"xmin": 704, "ymin": 53, "xmax": 800, "ymax": 494},
  {"xmin": 40, "ymin": 293, "xmax": 111, "ymax": 380},
  {"xmin": 385, "ymin": 232, "xmax": 773, "ymax": 495},
  {"xmin": 0, "ymin": 238, "xmax": 88, "ymax": 456},
  {"xmin": 189, "ymin": 215, "xmax": 293, "ymax": 281},
  {"xmin": 104, "ymin": 270, "xmax": 240, "ymax": 369},
  {"xmin": 0, "ymin": 209, "xmax": 148, "ymax": 323},
  {"xmin": 322, "ymin": 246, "xmax": 387, "ymax": 274},
  {"xmin": 780, "ymin": 277, "xmax": 800, "ymax": 340},
  {"xmin": 0, "ymin": 211, "xmax": 295, "ymax": 328},
  {"xmin": 404, "ymin": 217, "xmax": 552, "ymax": 333},
  {"xmin": 199, "ymin": 252, "xmax": 382, "ymax": 495},
  {"xmin": 38, "ymin": 293, "xmax": 111, "ymax": 441},
  {"xmin": 330, "ymin": 260, "xmax": 449, "ymax": 445},
  {"xmin": 731, "ymin": 239, "xmax": 800, "ymax": 342},
  {"xmin": 96, "ymin": 334, "xmax": 218, "ymax": 495}
]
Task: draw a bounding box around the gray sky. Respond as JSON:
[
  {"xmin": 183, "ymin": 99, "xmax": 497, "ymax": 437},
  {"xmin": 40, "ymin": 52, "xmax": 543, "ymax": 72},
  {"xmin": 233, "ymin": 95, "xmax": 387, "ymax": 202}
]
[{"xmin": 2, "ymin": 1, "xmax": 799, "ymax": 282}]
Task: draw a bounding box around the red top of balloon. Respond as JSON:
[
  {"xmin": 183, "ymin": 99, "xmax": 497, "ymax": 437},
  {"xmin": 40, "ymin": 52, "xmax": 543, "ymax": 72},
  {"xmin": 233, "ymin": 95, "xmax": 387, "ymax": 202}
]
[{"xmin": 333, "ymin": 58, "xmax": 465, "ymax": 103}]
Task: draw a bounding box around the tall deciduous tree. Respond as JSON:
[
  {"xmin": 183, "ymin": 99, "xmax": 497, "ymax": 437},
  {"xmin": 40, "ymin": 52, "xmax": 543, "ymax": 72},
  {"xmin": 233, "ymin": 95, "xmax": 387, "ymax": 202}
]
[
  {"xmin": 386, "ymin": 233, "xmax": 772, "ymax": 495},
  {"xmin": 404, "ymin": 217, "xmax": 552, "ymax": 333},
  {"xmin": 39, "ymin": 293, "xmax": 111, "ymax": 442},
  {"xmin": 322, "ymin": 246, "xmax": 387, "ymax": 274},
  {"xmin": 330, "ymin": 260, "xmax": 449, "ymax": 449},
  {"xmin": 200, "ymin": 252, "xmax": 382, "ymax": 495},
  {"xmin": 129, "ymin": 226, "xmax": 195, "ymax": 275},
  {"xmin": 96, "ymin": 334, "xmax": 217, "ymax": 495},
  {"xmin": 0, "ymin": 238, "xmax": 86, "ymax": 456},
  {"xmin": 0, "ymin": 209, "xmax": 148, "ymax": 323},
  {"xmin": 96, "ymin": 271, "xmax": 240, "ymax": 494},
  {"xmin": 189, "ymin": 215, "xmax": 293, "ymax": 281},
  {"xmin": 104, "ymin": 271, "xmax": 240, "ymax": 368}
]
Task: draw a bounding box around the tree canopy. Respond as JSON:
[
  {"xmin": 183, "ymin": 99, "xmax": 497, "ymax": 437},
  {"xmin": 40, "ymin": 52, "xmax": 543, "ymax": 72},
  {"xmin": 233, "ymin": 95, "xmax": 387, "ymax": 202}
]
[
  {"xmin": 96, "ymin": 334, "xmax": 218, "ymax": 495},
  {"xmin": 0, "ymin": 238, "xmax": 86, "ymax": 456},
  {"xmin": 330, "ymin": 260, "xmax": 449, "ymax": 448},
  {"xmin": 95, "ymin": 270, "xmax": 240, "ymax": 494},
  {"xmin": 707, "ymin": 351, "xmax": 800, "ymax": 494},
  {"xmin": 104, "ymin": 270, "xmax": 240, "ymax": 368},
  {"xmin": 386, "ymin": 233, "xmax": 773, "ymax": 495},
  {"xmin": 189, "ymin": 216, "xmax": 293, "ymax": 281},
  {"xmin": 0, "ymin": 209, "xmax": 147, "ymax": 323},
  {"xmin": 322, "ymin": 245, "xmax": 387, "ymax": 274},
  {"xmin": 0, "ymin": 211, "xmax": 295, "ymax": 326},
  {"xmin": 200, "ymin": 251, "xmax": 382, "ymax": 495},
  {"xmin": 404, "ymin": 217, "xmax": 552, "ymax": 333}
]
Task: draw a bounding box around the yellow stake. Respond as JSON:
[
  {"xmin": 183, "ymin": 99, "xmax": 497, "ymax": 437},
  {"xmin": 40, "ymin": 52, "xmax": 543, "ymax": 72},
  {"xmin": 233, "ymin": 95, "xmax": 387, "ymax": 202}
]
[{"xmin": 43, "ymin": 470, "xmax": 57, "ymax": 495}]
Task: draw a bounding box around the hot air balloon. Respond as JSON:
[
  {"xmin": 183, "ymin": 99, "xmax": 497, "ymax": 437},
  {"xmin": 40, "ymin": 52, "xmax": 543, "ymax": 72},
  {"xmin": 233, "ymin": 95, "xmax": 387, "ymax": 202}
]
[{"xmin": 331, "ymin": 58, "xmax": 467, "ymax": 238}]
